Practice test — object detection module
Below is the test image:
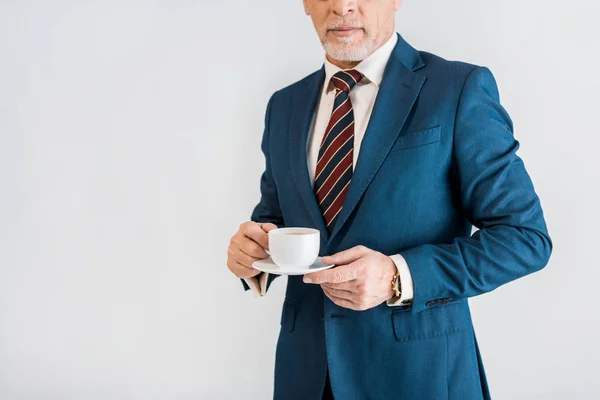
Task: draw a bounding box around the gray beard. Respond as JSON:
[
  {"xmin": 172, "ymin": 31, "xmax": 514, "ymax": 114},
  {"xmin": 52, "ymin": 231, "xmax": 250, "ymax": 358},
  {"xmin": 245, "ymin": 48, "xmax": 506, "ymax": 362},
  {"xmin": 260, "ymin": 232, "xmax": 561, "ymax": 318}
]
[{"xmin": 321, "ymin": 35, "xmax": 378, "ymax": 62}]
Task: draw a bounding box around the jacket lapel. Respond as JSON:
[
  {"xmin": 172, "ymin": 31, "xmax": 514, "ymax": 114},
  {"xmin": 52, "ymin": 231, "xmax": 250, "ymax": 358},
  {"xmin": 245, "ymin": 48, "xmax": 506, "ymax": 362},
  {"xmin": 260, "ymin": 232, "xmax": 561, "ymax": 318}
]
[
  {"xmin": 327, "ymin": 33, "xmax": 427, "ymax": 247},
  {"xmin": 288, "ymin": 66, "xmax": 330, "ymax": 242}
]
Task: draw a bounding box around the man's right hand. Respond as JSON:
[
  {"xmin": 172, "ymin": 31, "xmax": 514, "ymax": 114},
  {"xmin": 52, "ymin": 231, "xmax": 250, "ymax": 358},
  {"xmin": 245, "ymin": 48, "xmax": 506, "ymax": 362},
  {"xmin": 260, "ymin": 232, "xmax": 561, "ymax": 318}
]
[{"xmin": 227, "ymin": 221, "xmax": 278, "ymax": 279}]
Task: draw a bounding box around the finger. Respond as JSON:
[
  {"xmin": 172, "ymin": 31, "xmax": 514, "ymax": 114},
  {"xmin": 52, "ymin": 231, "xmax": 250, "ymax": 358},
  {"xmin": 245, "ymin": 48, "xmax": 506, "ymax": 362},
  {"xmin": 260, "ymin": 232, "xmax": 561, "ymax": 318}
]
[
  {"xmin": 239, "ymin": 237, "xmax": 269, "ymax": 259},
  {"xmin": 323, "ymin": 285, "xmax": 374, "ymax": 311},
  {"xmin": 321, "ymin": 284, "xmax": 354, "ymax": 302},
  {"xmin": 322, "ymin": 245, "xmax": 370, "ymax": 266},
  {"xmin": 243, "ymin": 222, "xmax": 270, "ymax": 250},
  {"xmin": 322, "ymin": 281, "xmax": 357, "ymax": 292},
  {"xmin": 258, "ymin": 222, "xmax": 279, "ymax": 235},
  {"xmin": 232, "ymin": 247, "xmax": 263, "ymax": 268},
  {"xmin": 228, "ymin": 258, "xmax": 261, "ymax": 279},
  {"xmin": 303, "ymin": 260, "xmax": 363, "ymax": 284},
  {"xmin": 258, "ymin": 222, "xmax": 279, "ymax": 251},
  {"xmin": 322, "ymin": 286, "xmax": 358, "ymax": 310}
]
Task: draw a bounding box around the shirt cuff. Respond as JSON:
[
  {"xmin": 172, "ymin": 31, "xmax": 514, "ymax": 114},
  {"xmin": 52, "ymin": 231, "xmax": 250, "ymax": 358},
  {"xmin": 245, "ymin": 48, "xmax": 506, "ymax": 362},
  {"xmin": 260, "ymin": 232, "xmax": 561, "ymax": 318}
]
[
  {"xmin": 259, "ymin": 271, "xmax": 269, "ymax": 295},
  {"xmin": 386, "ymin": 253, "xmax": 414, "ymax": 307},
  {"xmin": 243, "ymin": 272, "xmax": 270, "ymax": 297},
  {"xmin": 243, "ymin": 276, "xmax": 261, "ymax": 296}
]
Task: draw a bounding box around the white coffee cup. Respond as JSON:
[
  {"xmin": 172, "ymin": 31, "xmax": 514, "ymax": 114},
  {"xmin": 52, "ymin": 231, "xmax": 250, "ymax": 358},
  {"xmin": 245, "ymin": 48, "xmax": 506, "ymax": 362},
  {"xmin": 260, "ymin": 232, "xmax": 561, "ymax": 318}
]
[{"xmin": 266, "ymin": 227, "xmax": 320, "ymax": 269}]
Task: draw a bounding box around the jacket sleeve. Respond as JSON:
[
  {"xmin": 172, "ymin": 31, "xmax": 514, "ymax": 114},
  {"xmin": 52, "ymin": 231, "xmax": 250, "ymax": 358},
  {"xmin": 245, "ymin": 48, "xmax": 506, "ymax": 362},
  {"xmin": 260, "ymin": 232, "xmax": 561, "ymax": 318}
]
[
  {"xmin": 240, "ymin": 91, "xmax": 285, "ymax": 294},
  {"xmin": 400, "ymin": 66, "xmax": 553, "ymax": 315}
]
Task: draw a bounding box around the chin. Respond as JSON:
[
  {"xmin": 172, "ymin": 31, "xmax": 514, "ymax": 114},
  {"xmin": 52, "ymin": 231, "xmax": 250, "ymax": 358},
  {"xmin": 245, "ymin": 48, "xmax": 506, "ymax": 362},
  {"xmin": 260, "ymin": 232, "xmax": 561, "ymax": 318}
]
[{"xmin": 323, "ymin": 40, "xmax": 372, "ymax": 62}]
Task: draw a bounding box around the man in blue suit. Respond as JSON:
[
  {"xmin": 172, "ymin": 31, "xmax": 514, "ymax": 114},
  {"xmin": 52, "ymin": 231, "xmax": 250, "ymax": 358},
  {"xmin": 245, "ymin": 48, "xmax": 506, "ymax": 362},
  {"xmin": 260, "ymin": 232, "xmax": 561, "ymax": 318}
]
[{"xmin": 227, "ymin": 0, "xmax": 552, "ymax": 398}]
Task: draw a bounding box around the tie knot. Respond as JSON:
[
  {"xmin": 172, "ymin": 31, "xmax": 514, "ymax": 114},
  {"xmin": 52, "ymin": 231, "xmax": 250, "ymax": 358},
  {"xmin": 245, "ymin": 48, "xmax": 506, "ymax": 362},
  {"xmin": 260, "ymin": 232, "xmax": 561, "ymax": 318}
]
[{"xmin": 331, "ymin": 70, "xmax": 363, "ymax": 93}]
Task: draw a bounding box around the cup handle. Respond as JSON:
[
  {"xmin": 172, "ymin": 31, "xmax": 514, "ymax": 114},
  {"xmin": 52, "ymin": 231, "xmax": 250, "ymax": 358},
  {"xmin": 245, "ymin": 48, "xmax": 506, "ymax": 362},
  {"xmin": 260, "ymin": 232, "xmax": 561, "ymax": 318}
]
[{"xmin": 265, "ymin": 249, "xmax": 271, "ymax": 256}]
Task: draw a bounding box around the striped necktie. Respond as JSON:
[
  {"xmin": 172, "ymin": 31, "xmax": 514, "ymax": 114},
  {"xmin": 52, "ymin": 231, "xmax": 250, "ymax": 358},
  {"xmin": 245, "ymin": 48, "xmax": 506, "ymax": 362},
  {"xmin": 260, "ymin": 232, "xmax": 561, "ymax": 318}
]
[{"xmin": 314, "ymin": 69, "xmax": 364, "ymax": 233}]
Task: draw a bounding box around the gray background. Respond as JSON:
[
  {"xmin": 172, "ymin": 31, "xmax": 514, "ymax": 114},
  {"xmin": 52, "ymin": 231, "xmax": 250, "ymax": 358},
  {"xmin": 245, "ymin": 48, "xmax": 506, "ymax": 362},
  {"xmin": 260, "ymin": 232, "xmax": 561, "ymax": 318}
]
[{"xmin": 1, "ymin": 0, "xmax": 598, "ymax": 399}]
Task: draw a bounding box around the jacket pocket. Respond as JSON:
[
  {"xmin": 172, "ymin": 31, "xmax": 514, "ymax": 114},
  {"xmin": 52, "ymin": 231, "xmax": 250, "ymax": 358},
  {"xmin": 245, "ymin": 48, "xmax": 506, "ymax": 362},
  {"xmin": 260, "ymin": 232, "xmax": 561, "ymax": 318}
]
[
  {"xmin": 280, "ymin": 298, "xmax": 296, "ymax": 332},
  {"xmin": 391, "ymin": 300, "xmax": 469, "ymax": 342},
  {"xmin": 389, "ymin": 126, "xmax": 442, "ymax": 152}
]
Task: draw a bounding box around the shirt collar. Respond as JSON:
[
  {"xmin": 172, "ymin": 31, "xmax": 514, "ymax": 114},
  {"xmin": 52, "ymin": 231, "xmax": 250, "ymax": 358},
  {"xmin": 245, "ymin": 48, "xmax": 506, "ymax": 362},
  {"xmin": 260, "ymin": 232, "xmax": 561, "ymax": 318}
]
[{"xmin": 323, "ymin": 32, "xmax": 398, "ymax": 93}]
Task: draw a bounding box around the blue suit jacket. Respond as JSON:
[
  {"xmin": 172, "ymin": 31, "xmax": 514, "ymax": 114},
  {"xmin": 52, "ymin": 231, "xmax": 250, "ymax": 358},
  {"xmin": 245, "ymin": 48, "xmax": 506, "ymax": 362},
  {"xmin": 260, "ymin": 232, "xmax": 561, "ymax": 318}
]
[{"xmin": 241, "ymin": 32, "xmax": 552, "ymax": 400}]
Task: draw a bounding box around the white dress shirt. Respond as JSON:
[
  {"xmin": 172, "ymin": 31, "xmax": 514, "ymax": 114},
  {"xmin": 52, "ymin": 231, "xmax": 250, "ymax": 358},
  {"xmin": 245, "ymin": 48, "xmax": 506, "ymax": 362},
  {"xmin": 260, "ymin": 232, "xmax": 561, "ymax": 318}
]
[{"xmin": 245, "ymin": 32, "xmax": 414, "ymax": 307}]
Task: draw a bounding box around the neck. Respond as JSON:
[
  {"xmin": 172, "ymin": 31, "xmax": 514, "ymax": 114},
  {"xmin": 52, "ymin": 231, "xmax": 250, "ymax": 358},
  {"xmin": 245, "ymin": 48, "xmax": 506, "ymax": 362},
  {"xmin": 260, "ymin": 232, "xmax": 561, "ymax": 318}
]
[{"xmin": 325, "ymin": 55, "xmax": 360, "ymax": 70}]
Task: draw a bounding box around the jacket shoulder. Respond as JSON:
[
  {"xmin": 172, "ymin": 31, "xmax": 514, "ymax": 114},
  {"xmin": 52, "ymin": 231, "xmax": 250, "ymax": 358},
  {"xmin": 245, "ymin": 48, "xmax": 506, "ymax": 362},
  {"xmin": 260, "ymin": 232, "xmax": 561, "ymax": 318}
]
[
  {"xmin": 416, "ymin": 50, "xmax": 500, "ymax": 96},
  {"xmin": 419, "ymin": 50, "xmax": 481, "ymax": 77},
  {"xmin": 420, "ymin": 50, "xmax": 479, "ymax": 66}
]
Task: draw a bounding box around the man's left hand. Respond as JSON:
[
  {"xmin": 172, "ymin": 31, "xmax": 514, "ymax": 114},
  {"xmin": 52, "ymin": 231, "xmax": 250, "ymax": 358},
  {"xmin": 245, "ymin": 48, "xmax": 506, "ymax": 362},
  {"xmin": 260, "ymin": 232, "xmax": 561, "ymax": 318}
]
[{"xmin": 303, "ymin": 245, "xmax": 397, "ymax": 311}]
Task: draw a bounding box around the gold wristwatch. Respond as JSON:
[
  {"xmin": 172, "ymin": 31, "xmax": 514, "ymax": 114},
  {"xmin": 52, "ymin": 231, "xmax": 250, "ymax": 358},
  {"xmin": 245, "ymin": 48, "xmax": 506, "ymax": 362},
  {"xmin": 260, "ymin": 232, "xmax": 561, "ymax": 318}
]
[{"xmin": 391, "ymin": 271, "xmax": 402, "ymax": 299}]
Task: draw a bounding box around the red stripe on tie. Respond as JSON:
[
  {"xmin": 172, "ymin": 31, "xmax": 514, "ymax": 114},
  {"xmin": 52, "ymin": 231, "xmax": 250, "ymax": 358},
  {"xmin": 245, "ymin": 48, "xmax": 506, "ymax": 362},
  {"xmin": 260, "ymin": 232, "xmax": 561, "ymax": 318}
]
[
  {"xmin": 324, "ymin": 180, "xmax": 351, "ymax": 225},
  {"xmin": 340, "ymin": 70, "xmax": 357, "ymax": 85},
  {"xmin": 320, "ymin": 99, "xmax": 352, "ymax": 148},
  {"xmin": 314, "ymin": 122, "xmax": 354, "ymax": 180},
  {"xmin": 332, "ymin": 76, "xmax": 351, "ymax": 92},
  {"xmin": 315, "ymin": 149, "xmax": 353, "ymax": 201},
  {"xmin": 346, "ymin": 69, "xmax": 363, "ymax": 83}
]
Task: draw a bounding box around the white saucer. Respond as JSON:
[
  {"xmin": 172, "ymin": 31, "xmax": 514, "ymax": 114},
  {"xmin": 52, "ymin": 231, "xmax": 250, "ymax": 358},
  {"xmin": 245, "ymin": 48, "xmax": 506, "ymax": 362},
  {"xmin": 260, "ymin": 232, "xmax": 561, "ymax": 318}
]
[{"xmin": 252, "ymin": 256, "xmax": 335, "ymax": 276}]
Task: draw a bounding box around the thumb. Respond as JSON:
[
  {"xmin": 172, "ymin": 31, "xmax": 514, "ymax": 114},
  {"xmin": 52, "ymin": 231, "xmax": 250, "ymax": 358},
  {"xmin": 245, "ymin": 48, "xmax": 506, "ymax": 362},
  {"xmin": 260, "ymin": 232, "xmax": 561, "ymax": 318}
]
[
  {"xmin": 259, "ymin": 223, "xmax": 279, "ymax": 251},
  {"xmin": 322, "ymin": 245, "xmax": 369, "ymax": 264},
  {"xmin": 259, "ymin": 223, "xmax": 279, "ymax": 233}
]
